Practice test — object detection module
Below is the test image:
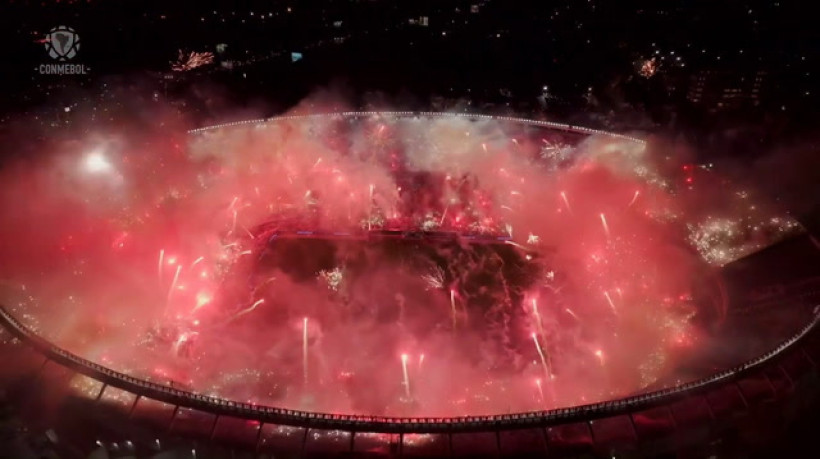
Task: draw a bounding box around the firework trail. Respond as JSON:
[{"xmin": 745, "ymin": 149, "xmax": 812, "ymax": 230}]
[
  {"xmin": 227, "ymin": 299, "xmax": 265, "ymax": 324},
  {"xmin": 158, "ymin": 249, "xmax": 165, "ymax": 286},
  {"xmin": 628, "ymin": 190, "xmax": 640, "ymax": 208},
  {"xmin": 604, "ymin": 291, "xmax": 617, "ymax": 315},
  {"xmin": 303, "ymin": 317, "xmax": 309, "ymax": 386},
  {"xmin": 532, "ymin": 298, "xmax": 545, "ymax": 337},
  {"xmin": 401, "ymin": 353, "xmax": 411, "ymax": 398},
  {"xmin": 600, "ymin": 213, "xmax": 611, "ymax": 239},
  {"xmin": 450, "ymin": 289, "xmax": 458, "ymax": 329},
  {"xmin": 532, "ymin": 333, "xmax": 552, "ymax": 381},
  {"xmin": 165, "ymin": 265, "xmax": 182, "ymax": 316},
  {"xmin": 560, "ymin": 191, "xmax": 572, "ymax": 214}
]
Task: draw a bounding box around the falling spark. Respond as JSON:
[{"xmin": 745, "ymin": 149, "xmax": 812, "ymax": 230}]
[
  {"xmin": 532, "ymin": 333, "xmax": 552, "ymax": 380},
  {"xmin": 535, "ymin": 378, "xmax": 545, "ymax": 404},
  {"xmin": 190, "ymin": 256, "xmax": 204, "ymax": 268},
  {"xmin": 228, "ymin": 299, "xmax": 265, "ymax": 323},
  {"xmin": 560, "ymin": 191, "xmax": 572, "ymax": 214},
  {"xmin": 439, "ymin": 205, "xmax": 449, "ymax": 226},
  {"xmin": 401, "ymin": 353, "xmax": 411, "ymax": 398},
  {"xmin": 532, "ymin": 298, "xmax": 545, "ymax": 337},
  {"xmin": 170, "ymin": 50, "xmax": 214, "ymax": 71},
  {"xmin": 481, "ymin": 143, "xmax": 487, "ymax": 152},
  {"xmin": 368, "ymin": 184, "xmax": 375, "ymax": 231},
  {"xmin": 165, "ymin": 265, "xmax": 182, "ymax": 315},
  {"xmin": 600, "ymin": 213, "xmax": 611, "ymax": 239},
  {"xmin": 158, "ymin": 249, "xmax": 165, "ymax": 286},
  {"xmin": 303, "ymin": 317, "xmax": 309, "ymax": 385},
  {"xmin": 193, "ymin": 291, "xmax": 211, "ymax": 311},
  {"xmin": 628, "ymin": 190, "xmax": 640, "ymax": 208},
  {"xmin": 594, "ymin": 349, "xmax": 605, "ymax": 366},
  {"xmin": 504, "ymin": 240, "xmax": 528, "ymax": 251},
  {"xmin": 418, "ymin": 353, "xmax": 425, "ymax": 370},
  {"xmin": 604, "ymin": 291, "xmax": 617, "ymax": 315},
  {"xmin": 421, "ymin": 266, "xmax": 445, "ymax": 290},
  {"xmin": 450, "ymin": 289, "xmax": 458, "ymax": 329},
  {"xmin": 564, "ymin": 308, "xmax": 580, "ymax": 321}
]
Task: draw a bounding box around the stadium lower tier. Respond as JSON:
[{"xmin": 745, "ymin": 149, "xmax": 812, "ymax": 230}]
[
  {"xmin": 2, "ymin": 235, "xmax": 820, "ymax": 458},
  {"xmin": 1, "ymin": 299, "xmax": 818, "ymax": 459}
]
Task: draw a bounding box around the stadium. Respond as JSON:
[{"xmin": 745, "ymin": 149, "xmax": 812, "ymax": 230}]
[{"xmin": 1, "ymin": 112, "xmax": 818, "ymax": 459}]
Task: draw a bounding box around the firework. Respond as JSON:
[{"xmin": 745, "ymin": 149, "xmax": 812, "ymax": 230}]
[
  {"xmin": 165, "ymin": 265, "xmax": 182, "ymax": 316},
  {"xmin": 560, "ymin": 191, "xmax": 572, "ymax": 214},
  {"xmin": 604, "ymin": 291, "xmax": 618, "ymax": 315},
  {"xmin": 303, "ymin": 317, "xmax": 309, "ymax": 386},
  {"xmin": 227, "ymin": 299, "xmax": 265, "ymax": 324},
  {"xmin": 421, "ymin": 266, "xmax": 445, "ymax": 290},
  {"xmin": 638, "ymin": 57, "xmax": 658, "ymax": 78},
  {"xmin": 400, "ymin": 353, "xmax": 411, "ymax": 398},
  {"xmin": 532, "ymin": 333, "xmax": 552, "ymax": 381},
  {"xmin": 628, "ymin": 190, "xmax": 640, "ymax": 208},
  {"xmin": 600, "ymin": 213, "xmax": 611, "ymax": 240},
  {"xmin": 193, "ymin": 291, "xmax": 211, "ymax": 311},
  {"xmin": 158, "ymin": 249, "xmax": 165, "ymax": 286},
  {"xmin": 450, "ymin": 289, "xmax": 457, "ymax": 329},
  {"xmin": 532, "ymin": 298, "xmax": 545, "ymax": 337},
  {"xmin": 2, "ymin": 111, "xmax": 794, "ymax": 419},
  {"xmin": 171, "ymin": 50, "xmax": 215, "ymax": 72}
]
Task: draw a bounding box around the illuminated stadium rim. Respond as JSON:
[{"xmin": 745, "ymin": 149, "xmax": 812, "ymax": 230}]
[
  {"xmin": 1, "ymin": 304, "xmax": 817, "ymax": 434},
  {"xmin": 186, "ymin": 111, "xmax": 647, "ymax": 145}
]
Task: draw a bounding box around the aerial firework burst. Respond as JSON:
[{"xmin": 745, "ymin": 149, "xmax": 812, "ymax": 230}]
[
  {"xmin": 171, "ymin": 50, "xmax": 215, "ymax": 72},
  {"xmin": 0, "ymin": 110, "xmax": 801, "ymax": 417}
]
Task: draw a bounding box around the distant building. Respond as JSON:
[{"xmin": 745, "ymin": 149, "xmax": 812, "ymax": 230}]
[{"xmin": 687, "ymin": 70, "xmax": 768, "ymax": 112}]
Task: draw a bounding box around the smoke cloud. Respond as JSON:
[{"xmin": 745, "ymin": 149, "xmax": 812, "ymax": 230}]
[{"xmin": 0, "ymin": 90, "xmax": 801, "ymax": 417}]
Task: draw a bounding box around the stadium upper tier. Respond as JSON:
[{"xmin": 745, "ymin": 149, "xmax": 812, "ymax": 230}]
[{"xmin": 186, "ymin": 111, "xmax": 646, "ymax": 145}]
